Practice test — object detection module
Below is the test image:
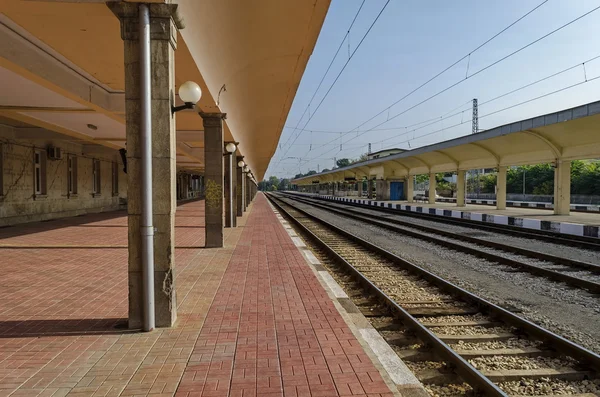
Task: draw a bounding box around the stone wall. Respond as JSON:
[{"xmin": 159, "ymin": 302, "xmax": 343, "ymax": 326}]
[{"xmin": 0, "ymin": 139, "xmax": 127, "ymax": 226}]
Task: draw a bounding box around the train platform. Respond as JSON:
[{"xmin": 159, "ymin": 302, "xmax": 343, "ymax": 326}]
[
  {"xmin": 0, "ymin": 195, "xmax": 417, "ymax": 397},
  {"xmin": 305, "ymin": 194, "xmax": 600, "ymax": 238}
]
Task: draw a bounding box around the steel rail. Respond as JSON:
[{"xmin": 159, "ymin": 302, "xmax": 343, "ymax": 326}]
[
  {"xmin": 266, "ymin": 194, "xmax": 508, "ymax": 396},
  {"xmin": 287, "ymin": 193, "xmax": 600, "ymax": 250},
  {"xmin": 267, "ymin": 193, "xmax": 600, "ymax": 375},
  {"xmin": 282, "ymin": 194, "xmax": 600, "ymax": 293},
  {"xmin": 288, "ymin": 194, "xmax": 600, "ymax": 274}
]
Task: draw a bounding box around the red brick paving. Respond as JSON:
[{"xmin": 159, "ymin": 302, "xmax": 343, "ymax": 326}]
[
  {"xmin": 0, "ymin": 195, "xmax": 395, "ymax": 396},
  {"xmin": 176, "ymin": 195, "xmax": 393, "ymax": 397}
]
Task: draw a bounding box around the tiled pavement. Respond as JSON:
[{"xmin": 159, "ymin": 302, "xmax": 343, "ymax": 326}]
[{"xmin": 0, "ymin": 195, "xmax": 395, "ymax": 396}]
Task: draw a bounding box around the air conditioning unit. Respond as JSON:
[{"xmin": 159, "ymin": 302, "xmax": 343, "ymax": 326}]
[{"xmin": 47, "ymin": 146, "xmax": 63, "ymax": 160}]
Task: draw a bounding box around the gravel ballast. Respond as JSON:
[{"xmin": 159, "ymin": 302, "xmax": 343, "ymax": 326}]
[{"xmin": 284, "ymin": 197, "xmax": 600, "ymax": 354}]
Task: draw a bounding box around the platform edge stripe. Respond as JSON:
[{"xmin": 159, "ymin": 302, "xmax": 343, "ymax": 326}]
[{"xmin": 358, "ymin": 328, "xmax": 422, "ymax": 387}]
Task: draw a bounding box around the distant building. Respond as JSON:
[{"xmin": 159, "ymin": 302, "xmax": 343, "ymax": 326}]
[{"xmin": 367, "ymin": 148, "xmax": 406, "ymax": 160}]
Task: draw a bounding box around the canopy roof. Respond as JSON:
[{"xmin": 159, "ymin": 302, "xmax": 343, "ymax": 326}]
[
  {"xmin": 293, "ymin": 100, "xmax": 600, "ymax": 184},
  {"xmin": 0, "ymin": 0, "xmax": 330, "ymax": 180}
]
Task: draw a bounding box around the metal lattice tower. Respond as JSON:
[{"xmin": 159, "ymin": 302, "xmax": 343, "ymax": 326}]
[{"xmin": 472, "ymin": 98, "xmax": 479, "ymax": 134}]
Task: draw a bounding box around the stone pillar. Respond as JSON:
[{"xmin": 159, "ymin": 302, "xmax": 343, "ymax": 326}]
[
  {"xmin": 110, "ymin": 3, "xmax": 181, "ymax": 328},
  {"xmin": 357, "ymin": 180, "xmax": 363, "ymax": 197},
  {"xmin": 224, "ymin": 146, "xmax": 236, "ymax": 228},
  {"xmin": 200, "ymin": 113, "xmax": 226, "ymax": 248},
  {"xmin": 407, "ymin": 175, "xmax": 414, "ymax": 203},
  {"xmin": 496, "ymin": 166, "xmax": 507, "ymax": 210},
  {"xmin": 428, "ymin": 173, "xmax": 436, "ymax": 204},
  {"xmin": 457, "ymin": 170, "xmax": 466, "ymax": 207},
  {"xmin": 245, "ymin": 174, "xmax": 251, "ymax": 205},
  {"xmin": 554, "ymin": 160, "xmax": 571, "ymax": 215},
  {"xmin": 236, "ymin": 156, "xmax": 243, "ymax": 217}
]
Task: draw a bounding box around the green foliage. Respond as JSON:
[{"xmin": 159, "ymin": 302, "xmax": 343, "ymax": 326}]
[
  {"xmin": 415, "ymin": 174, "xmax": 428, "ymax": 184},
  {"xmin": 321, "ymin": 168, "xmax": 331, "ymax": 172},
  {"xmin": 350, "ymin": 153, "xmax": 368, "ymax": 164},
  {"xmin": 336, "ymin": 158, "xmax": 351, "ymax": 168}
]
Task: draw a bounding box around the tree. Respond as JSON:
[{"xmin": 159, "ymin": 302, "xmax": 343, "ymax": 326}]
[
  {"xmin": 321, "ymin": 168, "xmax": 330, "ymax": 172},
  {"xmin": 268, "ymin": 176, "xmax": 280, "ymax": 191},
  {"xmin": 336, "ymin": 158, "xmax": 351, "ymax": 168},
  {"xmin": 415, "ymin": 174, "xmax": 428, "ymax": 184},
  {"xmin": 350, "ymin": 153, "xmax": 368, "ymax": 164},
  {"xmin": 278, "ymin": 178, "xmax": 290, "ymax": 191},
  {"xmin": 306, "ymin": 170, "xmax": 317, "ymax": 176}
]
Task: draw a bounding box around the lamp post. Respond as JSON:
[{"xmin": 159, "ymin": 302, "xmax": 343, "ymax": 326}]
[{"xmin": 224, "ymin": 142, "xmax": 237, "ymax": 228}]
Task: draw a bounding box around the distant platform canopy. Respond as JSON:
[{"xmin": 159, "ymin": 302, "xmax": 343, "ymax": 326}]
[{"xmin": 293, "ymin": 101, "xmax": 600, "ymax": 183}]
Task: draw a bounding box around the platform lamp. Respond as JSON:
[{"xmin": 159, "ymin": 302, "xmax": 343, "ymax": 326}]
[
  {"xmin": 224, "ymin": 142, "xmax": 237, "ymax": 227},
  {"xmin": 172, "ymin": 81, "xmax": 202, "ymax": 113}
]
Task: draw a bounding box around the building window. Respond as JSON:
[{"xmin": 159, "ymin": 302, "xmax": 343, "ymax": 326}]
[
  {"xmin": 34, "ymin": 149, "xmax": 47, "ymax": 196},
  {"xmin": 112, "ymin": 162, "xmax": 118, "ymax": 196},
  {"xmin": 92, "ymin": 159, "xmax": 101, "ymax": 195},
  {"xmin": 68, "ymin": 156, "xmax": 78, "ymax": 195}
]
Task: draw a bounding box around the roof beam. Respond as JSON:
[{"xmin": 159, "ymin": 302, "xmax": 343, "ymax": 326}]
[
  {"xmin": 522, "ymin": 129, "xmax": 562, "ymax": 159},
  {"xmin": 468, "ymin": 142, "xmax": 500, "ymax": 164}
]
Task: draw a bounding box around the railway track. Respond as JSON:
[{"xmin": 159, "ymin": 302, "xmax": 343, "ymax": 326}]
[
  {"xmin": 286, "ymin": 193, "xmax": 600, "ymax": 251},
  {"xmin": 278, "ymin": 193, "xmax": 600, "ymax": 294},
  {"xmin": 266, "ymin": 193, "xmax": 600, "ymax": 397}
]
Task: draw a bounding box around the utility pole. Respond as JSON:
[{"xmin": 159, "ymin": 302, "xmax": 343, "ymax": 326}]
[
  {"xmin": 472, "ymin": 98, "xmax": 478, "ymax": 134},
  {"xmin": 333, "ymin": 157, "xmax": 336, "ymax": 169},
  {"xmin": 368, "ymin": 143, "xmax": 372, "ymax": 154},
  {"xmin": 472, "ymin": 98, "xmax": 480, "ymax": 195},
  {"xmin": 317, "ymin": 164, "xmax": 320, "ymax": 173}
]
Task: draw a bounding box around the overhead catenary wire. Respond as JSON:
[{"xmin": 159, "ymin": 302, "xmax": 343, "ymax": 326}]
[
  {"xmin": 276, "ymin": 0, "xmax": 392, "ymax": 165},
  {"xmin": 365, "ymin": 54, "xmax": 600, "ymax": 148},
  {"xmin": 304, "ymin": 4, "xmax": 600, "ymax": 164},
  {"xmin": 279, "ymin": 0, "xmax": 367, "ymax": 151},
  {"xmin": 290, "ymin": 0, "xmax": 550, "ymax": 163},
  {"xmin": 385, "ymin": 75, "xmax": 600, "ymax": 149}
]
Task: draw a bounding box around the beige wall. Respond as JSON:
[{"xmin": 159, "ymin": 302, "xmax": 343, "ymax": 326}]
[{"xmin": 0, "ymin": 138, "xmax": 127, "ymax": 226}]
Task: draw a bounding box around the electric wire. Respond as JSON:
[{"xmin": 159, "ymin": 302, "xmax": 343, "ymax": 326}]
[
  {"xmin": 304, "ymin": 5, "xmax": 600, "ymax": 164},
  {"xmin": 279, "ymin": 0, "xmax": 366, "ymax": 151},
  {"xmin": 276, "ymin": 0, "xmax": 392, "ymax": 164},
  {"xmin": 280, "ymin": 0, "xmax": 550, "ymax": 165}
]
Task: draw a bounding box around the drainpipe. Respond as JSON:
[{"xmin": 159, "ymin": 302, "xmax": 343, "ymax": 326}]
[{"xmin": 139, "ymin": 3, "xmax": 155, "ymax": 332}]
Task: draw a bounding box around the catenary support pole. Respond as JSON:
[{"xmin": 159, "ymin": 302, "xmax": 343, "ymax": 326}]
[{"xmin": 139, "ymin": 3, "xmax": 154, "ymax": 332}]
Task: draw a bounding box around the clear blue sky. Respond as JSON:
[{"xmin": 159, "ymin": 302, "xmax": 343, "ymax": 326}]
[{"xmin": 265, "ymin": 0, "xmax": 600, "ymax": 179}]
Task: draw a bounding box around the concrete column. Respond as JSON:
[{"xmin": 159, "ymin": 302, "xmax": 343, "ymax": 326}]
[
  {"xmin": 200, "ymin": 113, "xmax": 226, "ymax": 248},
  {"xmin": 457, "ymin": 170, "xmax": 466, "ymax": 207},
  {"xmin": 110, "ymin": 3, "xmax": 181, "ymax": 328},
  {"xmin": 236, "ymin": 156, "xmax": 243, "ymax": 217},
  {"xmin": 554, "ymin": 160, "xmax": 571, "ymax": 215},
  {"xmin": 428, "ymin": 173, "xmax": 436, "ymax": 204},
  {"xmin": 496, "ymin": 166, "xmax": 507, "ymax": 210},
  {"xmin": 407, "ymin": 175, "xmax": 414, "ymax": 203},
  {"xmin": 224, "ymin": 148, "xmax": 235, "ymax": 228},
  {"xmin": 357, "ymin": 180, "xmax": 363, "ymax": 197}
]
